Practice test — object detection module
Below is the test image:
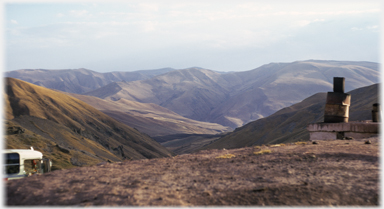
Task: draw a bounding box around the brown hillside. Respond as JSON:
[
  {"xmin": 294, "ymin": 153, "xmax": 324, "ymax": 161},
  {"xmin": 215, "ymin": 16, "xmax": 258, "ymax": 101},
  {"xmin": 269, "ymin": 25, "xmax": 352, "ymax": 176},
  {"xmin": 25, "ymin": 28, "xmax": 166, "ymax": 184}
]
[
  {"xmin": 202, "ymin": 83, "xmax": 379, "ymax": 150},
  {"xmin": 4, "ymin": 78, "xmax": 172, "ymax": 170}
]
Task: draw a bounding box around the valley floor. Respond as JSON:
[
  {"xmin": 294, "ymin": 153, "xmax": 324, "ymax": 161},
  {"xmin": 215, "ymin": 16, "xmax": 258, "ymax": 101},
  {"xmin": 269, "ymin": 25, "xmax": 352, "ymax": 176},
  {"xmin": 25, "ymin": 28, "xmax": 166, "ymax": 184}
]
[{"xmin": 5, "ymin": 137, "xmax": 379, "ymax": 206}]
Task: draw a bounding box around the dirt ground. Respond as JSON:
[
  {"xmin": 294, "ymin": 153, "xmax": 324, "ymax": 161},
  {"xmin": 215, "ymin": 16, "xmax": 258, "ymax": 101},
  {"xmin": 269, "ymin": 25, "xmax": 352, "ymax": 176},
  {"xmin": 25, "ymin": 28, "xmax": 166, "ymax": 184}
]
[{"xmin": 5, "ymin": 137, "xmax": 380, "ymax": 206}]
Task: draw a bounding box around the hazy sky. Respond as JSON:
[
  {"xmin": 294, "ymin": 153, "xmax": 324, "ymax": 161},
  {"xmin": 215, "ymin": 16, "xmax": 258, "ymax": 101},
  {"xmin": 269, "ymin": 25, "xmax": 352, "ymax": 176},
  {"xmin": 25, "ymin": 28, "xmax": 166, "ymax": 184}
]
[{"xmin": 4, "ymin": 0, "xmax": 381, "ymax": 72}]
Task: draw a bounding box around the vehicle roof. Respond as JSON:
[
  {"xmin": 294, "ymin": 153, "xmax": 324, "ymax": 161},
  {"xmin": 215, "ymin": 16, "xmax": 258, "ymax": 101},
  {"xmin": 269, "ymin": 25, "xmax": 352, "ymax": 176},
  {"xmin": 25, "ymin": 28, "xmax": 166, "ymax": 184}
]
[{"xmin": 4, "ymin": 149, "xmax": 43, "ymax": 159}]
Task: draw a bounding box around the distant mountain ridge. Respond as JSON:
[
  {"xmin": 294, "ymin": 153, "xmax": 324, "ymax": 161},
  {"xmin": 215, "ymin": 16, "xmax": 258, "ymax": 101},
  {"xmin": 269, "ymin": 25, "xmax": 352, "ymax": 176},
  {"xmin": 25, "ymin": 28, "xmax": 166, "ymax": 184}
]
[
  {"xmin": 5, "ymin": 67, "xmax": 176, "ymax": 94},
  {"xmin": 6, "ymin": 60, "xmax": 379, "ymax": 129},
  {"xmin": 84, "ymin": 60, "xmax": 379, "ymax": 128}
]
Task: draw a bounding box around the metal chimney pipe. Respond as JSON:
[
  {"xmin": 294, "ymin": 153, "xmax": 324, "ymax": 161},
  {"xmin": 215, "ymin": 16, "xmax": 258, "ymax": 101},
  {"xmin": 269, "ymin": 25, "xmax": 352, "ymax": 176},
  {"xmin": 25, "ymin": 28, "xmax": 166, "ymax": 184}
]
[
  {"xmin": 333, "ymin": 77, "xmax": 345, "ymax": 93},
  {"xmin": 372, "ymin": 103, "xmax": 380, "ymax": 122}
]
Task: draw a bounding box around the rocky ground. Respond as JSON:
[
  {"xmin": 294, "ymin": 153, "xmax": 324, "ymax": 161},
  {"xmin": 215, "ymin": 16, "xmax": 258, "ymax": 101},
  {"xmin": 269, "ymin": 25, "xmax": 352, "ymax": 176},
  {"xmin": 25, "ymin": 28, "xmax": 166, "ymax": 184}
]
[{"xmin": 5, "ymin": 137, "xmax": 380, "ymax": 206}]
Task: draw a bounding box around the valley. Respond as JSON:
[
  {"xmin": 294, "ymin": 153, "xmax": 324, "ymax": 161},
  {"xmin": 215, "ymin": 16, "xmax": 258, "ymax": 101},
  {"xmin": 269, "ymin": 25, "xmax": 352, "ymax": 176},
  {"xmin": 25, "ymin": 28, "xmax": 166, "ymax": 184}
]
[{"xmin": 67, "ymin": 93, "xmax": 231, "ymax": 137}]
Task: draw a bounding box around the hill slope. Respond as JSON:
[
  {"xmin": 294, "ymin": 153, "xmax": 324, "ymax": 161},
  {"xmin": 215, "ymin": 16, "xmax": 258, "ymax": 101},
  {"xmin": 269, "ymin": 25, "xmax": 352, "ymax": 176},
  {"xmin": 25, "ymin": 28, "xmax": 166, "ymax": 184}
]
[
  {"xmin": 84, "ymin": 60, "xmax": 379, "ymax": 128},
  {"xmin": 202, "ymin": 83, "xmax": 379, "ymax": 150},
  {"xmin": 4, "ymin": 78, "xmax": 173, "ymax": 170}
]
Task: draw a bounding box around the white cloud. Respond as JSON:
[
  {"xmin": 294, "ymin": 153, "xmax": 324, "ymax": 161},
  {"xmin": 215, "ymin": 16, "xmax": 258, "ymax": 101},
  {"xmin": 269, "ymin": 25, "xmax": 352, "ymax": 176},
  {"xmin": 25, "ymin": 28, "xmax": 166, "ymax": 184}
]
[
  {"xmin": 10, "ymin": 20, "xmax": 18, "ymax": 24},
  {"xmin": 351, "ymin": 27, "xmax": 363, "ymax": 31},
  {"xmin": 141, "ymin": 21, "xmax": 156, "ymax": 32},
  {"xmin": 367, "ymin": 25, "xmax": 379, "ymax": 31},
  {"xmin": 351, "ymin": 25, "xmax": 379, "ymax": 32},
  {"xmin": 367, "ymin": 25, "xmax": 379, "ymax": 29},
  {"xmin": 137, "ymin": 3, "xmax": 159, "ymax": 13},
  {"xmin": 295, "ymin": 20, "xmax": 312, "ymax": 27},
  {"xmin": 294, "ymin": 18, "xmax": 325, "ymax": 27},
  {"xmin": 236, "ymin": 3, "xmax": 272, "ymax": 12},
  {"xmin": 69, "ymin": 10, "xmax": 92, "ymax": 18}
]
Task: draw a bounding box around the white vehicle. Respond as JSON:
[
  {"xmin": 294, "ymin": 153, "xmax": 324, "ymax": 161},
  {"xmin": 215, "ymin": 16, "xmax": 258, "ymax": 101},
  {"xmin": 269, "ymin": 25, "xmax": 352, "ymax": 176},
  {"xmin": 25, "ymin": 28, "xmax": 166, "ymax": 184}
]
[{"xmin": 3, "ymin": 147, "xmax": 52, "ymax": 180}]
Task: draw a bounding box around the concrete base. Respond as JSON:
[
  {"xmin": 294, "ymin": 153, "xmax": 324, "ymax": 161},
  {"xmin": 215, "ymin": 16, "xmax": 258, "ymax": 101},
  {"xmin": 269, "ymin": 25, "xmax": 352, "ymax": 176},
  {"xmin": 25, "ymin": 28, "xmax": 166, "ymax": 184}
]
[{"xmin": 307, "ymin": 121, "xmax": 379, "ymax": 141}]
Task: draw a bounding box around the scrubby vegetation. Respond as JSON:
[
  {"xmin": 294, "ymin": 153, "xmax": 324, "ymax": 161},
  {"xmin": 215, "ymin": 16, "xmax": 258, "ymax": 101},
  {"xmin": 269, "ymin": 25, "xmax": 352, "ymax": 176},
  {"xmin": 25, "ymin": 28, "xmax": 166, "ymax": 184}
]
[
  {"xmin": 253, "ymin": 149, "xmax": 272, "ymax": 155},
  {"xmin": 215, "ymin": 153, "xmax": 236, "ymax": 159}
]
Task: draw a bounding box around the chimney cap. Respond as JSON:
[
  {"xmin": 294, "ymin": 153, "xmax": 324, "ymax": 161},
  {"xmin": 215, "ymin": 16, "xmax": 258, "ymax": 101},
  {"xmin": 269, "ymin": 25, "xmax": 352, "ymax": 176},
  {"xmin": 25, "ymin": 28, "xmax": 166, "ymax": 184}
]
[{"xmin": 333, "ymin": 77, "xmax": 345, "ymax": 93}]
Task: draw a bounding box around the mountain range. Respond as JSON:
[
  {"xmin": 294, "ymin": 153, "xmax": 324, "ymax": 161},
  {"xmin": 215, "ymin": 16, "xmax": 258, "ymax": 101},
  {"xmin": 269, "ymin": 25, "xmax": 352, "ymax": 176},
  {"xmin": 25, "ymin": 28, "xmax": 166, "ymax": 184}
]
[
  {"xmin": 5, "ymin": 77, "xmax": 173, "ymax": 170},
  {"xmin": 5, "ymin": 60, "xmax": 380, "ymax": 158},
  {"xmin": 83, "ymin": 60, "xmax": 379, "ymax": 128}
]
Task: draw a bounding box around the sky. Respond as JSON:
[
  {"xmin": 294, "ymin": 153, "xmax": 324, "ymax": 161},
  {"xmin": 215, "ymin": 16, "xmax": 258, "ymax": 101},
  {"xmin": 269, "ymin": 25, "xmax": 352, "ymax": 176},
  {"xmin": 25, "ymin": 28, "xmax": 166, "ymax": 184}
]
[{"xmin": 3, "ymin": 0, "xmax": 382, "ymax": 73}]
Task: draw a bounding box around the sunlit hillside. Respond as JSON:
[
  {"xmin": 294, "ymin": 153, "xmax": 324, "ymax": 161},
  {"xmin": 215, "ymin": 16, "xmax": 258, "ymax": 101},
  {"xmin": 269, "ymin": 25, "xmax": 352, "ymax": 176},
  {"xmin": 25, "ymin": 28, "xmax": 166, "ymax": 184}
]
[{"xmin": 5, "ymin": 77, "xmax": 173, "ymax": 170}]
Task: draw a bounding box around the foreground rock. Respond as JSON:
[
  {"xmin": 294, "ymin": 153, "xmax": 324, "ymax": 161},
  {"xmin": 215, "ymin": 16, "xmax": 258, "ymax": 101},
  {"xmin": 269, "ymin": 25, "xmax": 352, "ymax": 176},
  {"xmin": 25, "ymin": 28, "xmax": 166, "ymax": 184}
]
[{"xmin": 6, "ymin": 137, "xmax": 379, "ymax": 206}]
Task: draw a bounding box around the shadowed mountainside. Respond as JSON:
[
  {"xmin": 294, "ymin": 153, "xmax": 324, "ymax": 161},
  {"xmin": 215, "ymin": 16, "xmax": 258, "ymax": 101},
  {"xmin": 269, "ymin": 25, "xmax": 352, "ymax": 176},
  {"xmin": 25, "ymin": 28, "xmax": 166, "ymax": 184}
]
[
  {"xmin": 84, "ymin": 60, "xmax": 379, "ymax": 128},
  {"xmin": 4, "ymin": 77, "xmax": 173, "ymax": 170},
  {"xmin": 201, "ymin": 83, "xmax": 379, "ymax": 150},
  {"xmin": 85, "ymin": 67, "xmax": 231, "ymax": 121},
  {"xmin": 5, "ymin": 68, "xmax": 175, "ymax": 94}
]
